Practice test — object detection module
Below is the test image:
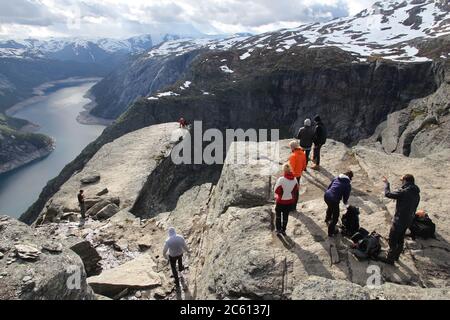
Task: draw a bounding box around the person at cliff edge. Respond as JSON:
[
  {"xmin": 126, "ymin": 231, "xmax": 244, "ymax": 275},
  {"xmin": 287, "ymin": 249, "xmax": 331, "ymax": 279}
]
[
  {"xmin": 163, "ymin": 227, "xmax": 190, "ymax": 287},
  {"xmin": 324, "ymin": 171, "xmax": 353, "ymax": 237},
  {"xmin": 77, "ymin": 190, "xmax": 86, "ymax": 220},
  {"xmin": 288, "ymin": 140, "xmax": 307, "ymax": 205},
  {"xmin": 296, "ymin": 118, "xmax": 315, "ymax": 169},
  {"xmin": 312, "ymin": 115, "xmax": 327, "ymax": 170},
  {"xmin": 378, "ymin": 174, "xmax": 421, "ymax": 265}
]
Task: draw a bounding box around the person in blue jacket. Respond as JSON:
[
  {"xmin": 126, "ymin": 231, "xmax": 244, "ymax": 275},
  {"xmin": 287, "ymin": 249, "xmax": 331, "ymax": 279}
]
[{"xmin": 324, "ymin": 171, "xmax": 353, "ymax": 237}]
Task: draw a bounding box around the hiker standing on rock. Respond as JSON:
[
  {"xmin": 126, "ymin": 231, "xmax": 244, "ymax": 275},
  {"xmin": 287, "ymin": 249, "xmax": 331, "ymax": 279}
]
[
  {"xmin": 324, "ymin": 171, "xmax": 353, "ymax": 237},
  {"xmin": 77, "ymin": 190, "xmax": 86, "ymax": 219},
  {"xmin": 288, "ymin": 140, "xmax": 307, "ymax": 205},
  {"xmin": 296, "ymin": 119, "xmax": 315, "ymax": 169},
  {"xmin": 178, "ymin": 117, "xmax": 188, "ymax": 129},
  {"xmin": 312, "ymin": 115, "xmax": 327, "ymax": 170},
  {"xmin": 274, "ymin": 163, "xmax": 299, "ymax": 236},
  {"xmin": 378, "ymin": 175, "xmax": 421, "ymax": 265},
  {"xmin": 289, "ymin": 140, "xmax": 307, "ymax": 184},
  {"xmin": 163, "ymin": 227, "xmax": 190, "ymax": 287}
]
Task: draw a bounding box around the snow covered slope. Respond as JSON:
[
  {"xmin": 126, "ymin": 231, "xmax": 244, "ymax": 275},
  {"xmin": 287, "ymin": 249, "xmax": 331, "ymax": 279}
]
[{"xmin": 145, "ymin": 0, "xmax": 449, "ymax": 62}]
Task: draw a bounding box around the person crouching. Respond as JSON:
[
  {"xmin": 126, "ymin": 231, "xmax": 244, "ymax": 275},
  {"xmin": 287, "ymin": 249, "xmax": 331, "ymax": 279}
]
[{"xmin": 274, "ymin": 163, "xmax": 299, "ymax": 236}]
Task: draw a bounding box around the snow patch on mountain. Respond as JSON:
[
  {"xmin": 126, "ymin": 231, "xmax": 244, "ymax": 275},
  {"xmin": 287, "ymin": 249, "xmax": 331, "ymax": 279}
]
[{"xmin": 143, "ymin": 0, "xmax": 448, "ymax": 63}]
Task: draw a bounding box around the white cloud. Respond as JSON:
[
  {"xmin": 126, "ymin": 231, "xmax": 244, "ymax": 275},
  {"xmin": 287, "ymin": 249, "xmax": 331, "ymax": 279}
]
[{"xmin": 0, "ymin": 0, "xmax": 379, "ymax": 39}]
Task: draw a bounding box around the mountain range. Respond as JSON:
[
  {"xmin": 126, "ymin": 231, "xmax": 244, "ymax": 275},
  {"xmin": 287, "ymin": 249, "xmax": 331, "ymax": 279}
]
[{"xmin": 86, "ymin": 0, "xmax": 450, "ymax": 120}]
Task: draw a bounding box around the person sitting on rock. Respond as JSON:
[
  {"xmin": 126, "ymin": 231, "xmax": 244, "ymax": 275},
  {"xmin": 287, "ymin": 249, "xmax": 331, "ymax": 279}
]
[
  {"xmin": 378, "ymin": 174, "xmax": 421, "ymax": 265},
  {"xmin": 77, "ymin": 190, "xmax": 86, "ymax": 220},
  {"xmin": 163, "ymin": 227, "xmax": 190, "ymax": 287},
  {"xmin": 324, "ymin": 171, "xmax": 353, "ymax": 237},
  {"xmin": 274, "ymin": 163, "xmax": 299, "ymax": 236},
  {"xmin": 296, "ymin": 119, "xmax": 315, "ymax": 169}
]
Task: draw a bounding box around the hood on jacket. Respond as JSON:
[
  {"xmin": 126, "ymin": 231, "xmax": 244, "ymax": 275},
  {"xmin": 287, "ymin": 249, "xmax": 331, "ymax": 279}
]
[
  {"xmin": 168, "ymin": 227, "xmax": 177, "ymax": 237},
  {"xmin": 403, "ymin": 182, "xmax": 420, "ymax": 194},
  {"xmin": 284, "ymin": 172, "xmax": 296, "ymax": 180},
  {"xmin": 338, "ymin": 174, "xmax": 351, "ymax": 182}
]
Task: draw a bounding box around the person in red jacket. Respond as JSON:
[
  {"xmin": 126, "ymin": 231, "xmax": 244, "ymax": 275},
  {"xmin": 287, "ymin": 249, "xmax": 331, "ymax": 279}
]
[
  {"xmin": 274, "ymin": 163, "xmax": 299, "ymax": 236},
  {"xmin": 178, "ymin": 117, "xmax": 188, "ymax": 128}
]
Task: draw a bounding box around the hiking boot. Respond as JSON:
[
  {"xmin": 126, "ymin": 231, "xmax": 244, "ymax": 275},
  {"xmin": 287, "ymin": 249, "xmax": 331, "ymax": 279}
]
[
  {"xmin": 281, "ymin": 230, "xmax": 287, "ymax": 236},
  {"xmin": 377, "ymin": 252, "xmax": 395, "ymax": 265},
  {"xmin": 311, "ymin": 164, "xmax": 320, "ymax": 171}
]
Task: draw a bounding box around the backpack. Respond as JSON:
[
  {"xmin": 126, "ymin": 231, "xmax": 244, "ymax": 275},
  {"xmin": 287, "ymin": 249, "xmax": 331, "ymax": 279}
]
[
  {"xmin": 341, "ymin": 206, "xmax": 360, "ymax": 237},
  {"xmin": 350, "ymin": 227, "xmax": 369, "ymax": 244},
  {"xmin": 410, "ymin": 215, "xmax": 436, "ymax": 239},
  {"xmin": 352, "ymin": 231, "xmax": 382, "ymax": 260}
]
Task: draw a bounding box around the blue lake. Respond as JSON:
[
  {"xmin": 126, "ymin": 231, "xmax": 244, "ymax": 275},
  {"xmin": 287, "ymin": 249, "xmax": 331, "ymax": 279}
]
[{"xmin": 0, "ymin": 80, "xmax": 106, "ymax": 218}]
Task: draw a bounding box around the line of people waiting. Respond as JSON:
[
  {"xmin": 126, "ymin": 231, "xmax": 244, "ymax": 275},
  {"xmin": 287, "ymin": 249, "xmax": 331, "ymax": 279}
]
[{"xmin": 274, "ymin": 115, "xmax": 426, "ymax": 267}]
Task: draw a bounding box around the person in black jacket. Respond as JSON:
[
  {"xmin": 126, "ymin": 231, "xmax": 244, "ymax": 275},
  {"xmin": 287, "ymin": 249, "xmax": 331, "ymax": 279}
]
[
  {"xmin": 312, "ymin": 115, "xmax": 327, "ymax": 170},
  {"xmin": 78, "ymin": 190, "xmax": 86, "ymax": 219},
  {"xmin": 296, "ymin": 119, "xmax": 315, "ymax": 168},
  {"xmin": 379, "ymin": 174, "xmax": 421, "ymax": 265}
]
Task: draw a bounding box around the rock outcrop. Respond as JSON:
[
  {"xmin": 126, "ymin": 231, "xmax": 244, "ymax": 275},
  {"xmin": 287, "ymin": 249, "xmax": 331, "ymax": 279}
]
[
  {"xmin": 367, "ymin": 61, "xmax": 450, "ymax": 157},
  {"xmin": 21, "ymin": 125, "xmax": 449, "ymax": 300},
  {"xmin": 0, "ymin": 127, "xmax": 55, "ymax": 175},
  {"xmin": 190, "ymin": 140, "xmax": 449, "ymax": 299},
  {"xmin": 0, "ymin": 216, "xmax": 95, "ymax": 300},
  {"xmin": 34, "ymin": 123, "xmax": 186, "ymax": 224}
]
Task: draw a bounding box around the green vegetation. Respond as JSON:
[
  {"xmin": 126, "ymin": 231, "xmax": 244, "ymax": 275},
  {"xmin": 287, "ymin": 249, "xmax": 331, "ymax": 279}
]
[{"xmin": 0, "ymin": 112, "xmax": 53, "ymax": 153}]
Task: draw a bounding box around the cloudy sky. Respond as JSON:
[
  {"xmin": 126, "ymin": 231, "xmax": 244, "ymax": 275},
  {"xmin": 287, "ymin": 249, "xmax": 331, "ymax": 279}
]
[{"xmin": 0, "ymin": 0, "xmax": 378, "ymax": 39}]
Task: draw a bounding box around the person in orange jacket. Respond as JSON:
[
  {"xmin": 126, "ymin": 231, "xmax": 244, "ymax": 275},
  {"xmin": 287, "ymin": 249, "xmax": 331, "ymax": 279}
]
[
  {"xmin": 288, "ymin": 140, "xmax": 307, "ymax": 205},
  {"xmin": 289, "ymin": 140, "xmax": 307, "ymax": 184}
]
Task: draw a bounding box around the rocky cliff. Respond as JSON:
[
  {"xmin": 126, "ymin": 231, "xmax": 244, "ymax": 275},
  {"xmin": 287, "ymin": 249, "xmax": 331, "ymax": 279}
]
[
  {"xmin": 364, "ymin": 60, "xmax": 450, "ymax": 157},
  {"xmin": 87, "ymin": 49, "xmax": 204, "ymax": 120},
  {"xmin": 0, "ymin": 216, "xmax": 94, "ymax": 300},
  {"xmin": 9, "ymin": 123, "xmax": 448, "ymax": 300},
  {"xmin": 0, "ymin": 114, "xmax": 55, "ymax": 174}
]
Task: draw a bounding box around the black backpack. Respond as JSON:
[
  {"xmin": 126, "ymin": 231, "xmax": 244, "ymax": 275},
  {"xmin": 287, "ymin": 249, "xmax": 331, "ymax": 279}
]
[
  {"xmin": 410, "ymin": 215, "xmax": 436, "ymax": 239},
  {"xmin": 353, "ymin": 231, "xmax": 382, "ymax": 260},
  {"xmin": 341, "ymin": 206, "xmax": 360, "ymax": 237},
  {"xmin": 350, "ymin": 227, "xmax": 369, "ymax": 244}
]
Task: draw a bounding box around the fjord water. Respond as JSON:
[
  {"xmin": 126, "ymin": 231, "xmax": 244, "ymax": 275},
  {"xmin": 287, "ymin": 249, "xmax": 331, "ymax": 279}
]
[{"xmin": 0, "ymin": 80, "xmax": 106, "ymax": 218}]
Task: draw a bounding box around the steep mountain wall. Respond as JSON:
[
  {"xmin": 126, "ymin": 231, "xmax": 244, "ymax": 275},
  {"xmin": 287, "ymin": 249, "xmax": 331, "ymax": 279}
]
[{"xmin": 87, "ymin": 49, "xmax": 205, "ymax": 119}]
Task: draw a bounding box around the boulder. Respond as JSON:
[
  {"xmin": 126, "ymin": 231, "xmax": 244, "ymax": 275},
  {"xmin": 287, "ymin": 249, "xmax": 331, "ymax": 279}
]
[
  {"xmin": 36, "ymin": 205, "xmax": 63, "ymax": 225},
  {"xmin": 14, "ymin": 244, "xmax": 41, "ymax": 261},
  {"xmin": 86, "ymin": 200, "xmax": 110, "ymax": 217},
  {"xmin": 95, "ymin": 203, "xmax": 120, "ymax": 220},
  {"xmin": 96, "ymin": 188, "xmax": 109, "ymax": 196},
  {"xmin": 87, "ymin": 254, "xmax": 162, "ymax": 298},
  {"xmin": 81, "ymin": 175, "xmax": 101, "ymax": 185},
  {"xmin": 85, "ymin": 197, "xmax": 120, "ymax": 211},
  {"xmin": 65, "ymin": 237, "xmax": 103, "ymax": 277},
  {"xmin": 0, "ymin": 216, "xmax": 95, "ymax": 300}
]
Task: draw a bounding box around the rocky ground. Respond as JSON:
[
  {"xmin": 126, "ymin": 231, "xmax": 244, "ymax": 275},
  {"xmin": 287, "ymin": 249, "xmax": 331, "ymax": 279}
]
[{"xmin": 3, "ymin": 122, "xmax": 448, "ymax": 300}]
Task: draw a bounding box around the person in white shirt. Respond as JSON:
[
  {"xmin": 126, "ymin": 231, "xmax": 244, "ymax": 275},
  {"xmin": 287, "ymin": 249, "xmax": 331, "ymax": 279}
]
[{"xmin": 163, "ymin": 227, "xmax": 190, "ymax": 286}]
